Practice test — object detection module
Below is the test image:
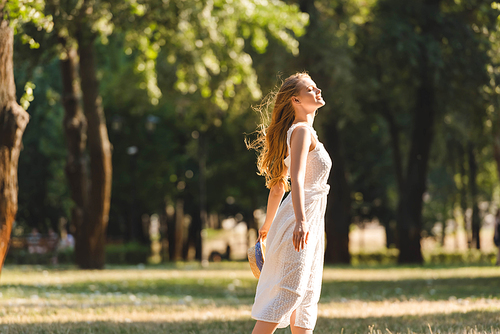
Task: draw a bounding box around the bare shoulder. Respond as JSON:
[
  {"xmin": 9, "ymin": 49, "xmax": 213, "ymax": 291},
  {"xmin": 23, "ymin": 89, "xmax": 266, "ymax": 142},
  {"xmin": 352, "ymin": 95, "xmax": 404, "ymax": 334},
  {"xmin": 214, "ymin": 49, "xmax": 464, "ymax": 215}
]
[{"xmin": 290, "ymin": 125, "xmax": 311, "ymax": 145}]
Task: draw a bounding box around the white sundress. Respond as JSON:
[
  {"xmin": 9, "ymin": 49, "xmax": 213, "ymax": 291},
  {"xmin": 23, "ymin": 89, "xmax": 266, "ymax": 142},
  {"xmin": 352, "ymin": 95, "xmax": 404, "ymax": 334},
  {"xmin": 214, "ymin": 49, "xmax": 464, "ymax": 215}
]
[{"xmin": 251, "ymin": 123, "xmax": 332, "ymax": 330}]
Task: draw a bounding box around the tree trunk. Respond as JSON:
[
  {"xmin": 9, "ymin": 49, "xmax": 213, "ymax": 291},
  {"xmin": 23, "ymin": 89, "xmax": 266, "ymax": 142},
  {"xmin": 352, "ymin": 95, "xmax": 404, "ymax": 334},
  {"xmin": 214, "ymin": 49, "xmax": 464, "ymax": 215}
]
[
  {"xmin": 196, "ymin": 133, "xmax": 207, "ymax": 261},
  {"xmin": 248, "ymin": 198, "xmax": 259, "ymax": 231},
  {"xmin": 385, "ymin": 220, "xmax": 396, "ymax": 248},
  {"xmin": 456, "ymin": 141, "xmax": 470, "ymax": 247},
  {"xmin": 383, "ymin": 111, "xmax": 404, "ymax": 195},
  {"xmin": 448, "ymin": 139, "xmax": 461, "ymax": 251},
  {"xmin": 0, "ymin": 18, "xmax": 30, "ymax": 273},
  {"xmin": 59, "ymin": 39, "xmax": 88, "ymax": 259},
  {"xmin": 174, "ymin": 197, "xmax": 184, "ymax": 261},
  {"xmin": 75, "ymin": 27, "xmax": 112, "ymax": 269},
  {"xmin": 128, "ymin": 152, "xmax": 138, "ymax": 242},
  {"xmin": 397, "ymin": 55, "xmax": 435, "ymax": 264},
  {"xmin": 166, "ymin": 199, "xmax": 177, "ymax": 261},
  {"xmin": 468, "ymin": 141, "xmax": 480, "ymax": 249},
  {"xmin": 440, "ymin": 206, "xmax": 446, "ymax": 247},
  {"xmin": 381, "ymin": 110, "xmax": 403, "ymax": 250},
  {"xmin": 324, "ymin": 116, "xmax": 351, "ymax": 264}
]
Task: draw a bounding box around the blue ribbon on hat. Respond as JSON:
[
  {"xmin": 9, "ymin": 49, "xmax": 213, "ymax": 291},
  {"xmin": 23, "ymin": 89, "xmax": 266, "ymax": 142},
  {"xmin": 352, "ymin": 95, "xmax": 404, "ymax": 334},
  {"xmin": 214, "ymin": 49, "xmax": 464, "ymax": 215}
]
[{"xmin": 255, "ymin": 240, "xmax": 264, "ymax": 271}]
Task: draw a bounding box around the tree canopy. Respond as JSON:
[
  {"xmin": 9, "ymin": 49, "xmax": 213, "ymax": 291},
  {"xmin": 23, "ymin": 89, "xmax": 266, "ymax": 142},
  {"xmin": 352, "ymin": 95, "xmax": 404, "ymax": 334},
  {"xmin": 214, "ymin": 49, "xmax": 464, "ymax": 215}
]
[{"xmin": 6, "ymin": 0, "xmax": 500, "ymax": 266}]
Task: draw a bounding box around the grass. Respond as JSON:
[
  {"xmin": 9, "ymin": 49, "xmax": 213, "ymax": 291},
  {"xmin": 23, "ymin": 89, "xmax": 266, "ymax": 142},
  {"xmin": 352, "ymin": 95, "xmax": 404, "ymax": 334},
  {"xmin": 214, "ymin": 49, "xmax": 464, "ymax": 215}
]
[{"xmin": 0, "ymin": 263, "xmax": 499, "ymax": 333}]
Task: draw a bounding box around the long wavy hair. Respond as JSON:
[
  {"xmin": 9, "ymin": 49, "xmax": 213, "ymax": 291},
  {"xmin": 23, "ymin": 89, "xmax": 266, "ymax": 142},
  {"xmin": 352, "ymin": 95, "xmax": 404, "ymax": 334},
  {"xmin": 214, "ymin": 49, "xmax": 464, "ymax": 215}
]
[{"xmin": 246, "ymin": 72, "xmax": 310, "ymax": 191}]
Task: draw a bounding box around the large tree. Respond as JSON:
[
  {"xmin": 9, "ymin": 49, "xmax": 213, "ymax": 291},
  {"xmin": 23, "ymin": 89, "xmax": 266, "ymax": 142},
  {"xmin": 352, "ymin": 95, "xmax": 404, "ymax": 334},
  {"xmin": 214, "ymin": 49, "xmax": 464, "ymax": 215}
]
[
  {"xmin": 0, "ymin": 1, "xmax": 30, "ymax": 272},
  {"xmin": 43, "ymin": 0, "xmax": 112, "ymax": 269},
  {"xmin": 355, "ymin": 0, "xmax": 496, "ymax": 263}
]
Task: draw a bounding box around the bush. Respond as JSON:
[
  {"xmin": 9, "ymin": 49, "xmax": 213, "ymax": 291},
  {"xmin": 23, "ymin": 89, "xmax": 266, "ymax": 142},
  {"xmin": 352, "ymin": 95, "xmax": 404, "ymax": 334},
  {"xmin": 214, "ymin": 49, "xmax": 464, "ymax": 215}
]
[
  {"xmin": 351, "ymin": 248, "xmax": 399, "ymax": 265},
  {"xmin": 105, "ymin": 242, "xmax": 150, "ymax": 265},
  {"xmin": 5, "ymin": 242, "xmax": 150, "ymax": 265},
  {"xmin": 4, "ymin": 249, "xmax": 54, "ymax": 265},
  {"xmin": 425, "ymin": 249, "xmax": 497, "ymax": 265},
  {"xmin": 350, "ymin": 248, "xmax": 498, "ymax": 265}
]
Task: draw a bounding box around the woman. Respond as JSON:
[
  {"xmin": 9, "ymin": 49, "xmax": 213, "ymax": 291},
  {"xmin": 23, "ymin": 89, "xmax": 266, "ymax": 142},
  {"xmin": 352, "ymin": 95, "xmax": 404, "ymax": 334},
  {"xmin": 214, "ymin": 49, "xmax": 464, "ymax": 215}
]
[{"xmin": 247, "ymin": 72, "xmax": 331, "ymax": 334}]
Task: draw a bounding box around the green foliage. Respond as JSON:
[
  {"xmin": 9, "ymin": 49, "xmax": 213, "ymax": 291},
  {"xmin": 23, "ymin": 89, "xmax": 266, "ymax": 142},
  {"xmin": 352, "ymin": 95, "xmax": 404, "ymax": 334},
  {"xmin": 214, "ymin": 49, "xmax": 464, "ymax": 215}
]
[
  {"xmin": 120, "ymin": 0, "xmax": 308, "ymax": 109},
  {"xmin": 15, "ymin": 58, "xmax": 71, "ymax": 232},
  {"xmin": 4, "ymin": 0, "xmax": 53, "ymax": 48},
  {"xmin": 11, "ymin": 0, "xmax": 500, "ymax": 258},
  {"xmin": 19, "ymin": 81, "xmax": 35, "ymax": 109},
  {"xmin": 350, "ymin": 0, "xmax": 500, "ymax": 239},
  {"xmin": 98, "ymin": 30, "xmax": 269, "ymax": 240},
  {"xmin": 8, "ymin": 0, "xmax": 308, "ymax": 244}
]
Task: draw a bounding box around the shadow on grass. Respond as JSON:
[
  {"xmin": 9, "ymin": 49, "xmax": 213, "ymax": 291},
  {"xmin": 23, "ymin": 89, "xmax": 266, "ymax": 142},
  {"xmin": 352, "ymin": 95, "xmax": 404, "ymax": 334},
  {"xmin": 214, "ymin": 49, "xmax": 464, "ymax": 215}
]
[
  {"xmin": 0, "ymin": 277, "xmax": 257, "ymax": 301},
  {"xmin": 316, "ymin": 310, "xmax": 500, "ymax": 333},
  {"xmin": 3, "ymin": 275, "xmax": 499, "ymax": 307},
  {"xmin": 2, "ymin": 310, "xmax": 500, "ymax": 334},
  {"xmin": 321, "ymin": 276, "xmax": 500, "ymax": 302}
]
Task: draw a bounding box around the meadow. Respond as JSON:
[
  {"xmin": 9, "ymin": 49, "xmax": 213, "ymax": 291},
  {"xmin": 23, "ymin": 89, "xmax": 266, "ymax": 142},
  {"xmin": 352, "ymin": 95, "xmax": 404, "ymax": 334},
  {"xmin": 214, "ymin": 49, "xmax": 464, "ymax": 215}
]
[{"xmin": 0, "ymin": 263, "xmax": 499, "ymax": 334}]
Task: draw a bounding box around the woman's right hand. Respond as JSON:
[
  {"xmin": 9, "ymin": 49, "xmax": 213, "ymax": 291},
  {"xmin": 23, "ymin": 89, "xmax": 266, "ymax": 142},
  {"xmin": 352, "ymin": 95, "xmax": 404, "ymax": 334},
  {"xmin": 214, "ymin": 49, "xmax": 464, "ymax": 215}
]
[{"xmin": 293, "ymin": 221, "xmax": 309, "ymax": 252}]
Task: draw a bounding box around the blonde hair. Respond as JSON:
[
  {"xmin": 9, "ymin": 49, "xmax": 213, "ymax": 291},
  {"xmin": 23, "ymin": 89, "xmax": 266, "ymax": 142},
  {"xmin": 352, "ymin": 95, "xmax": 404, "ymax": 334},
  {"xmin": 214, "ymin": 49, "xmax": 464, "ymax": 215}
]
[{"xmin": 247, "ymin": 72, "xmax": 311, "ymax": 190}]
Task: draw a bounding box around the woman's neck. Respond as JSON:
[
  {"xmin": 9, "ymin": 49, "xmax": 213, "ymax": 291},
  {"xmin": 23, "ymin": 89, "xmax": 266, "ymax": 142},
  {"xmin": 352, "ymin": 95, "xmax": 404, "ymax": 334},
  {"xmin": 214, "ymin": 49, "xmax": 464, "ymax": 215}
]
[{"xmin": 293, "ymin": 114, "xmax": 315, "ymax": 127}]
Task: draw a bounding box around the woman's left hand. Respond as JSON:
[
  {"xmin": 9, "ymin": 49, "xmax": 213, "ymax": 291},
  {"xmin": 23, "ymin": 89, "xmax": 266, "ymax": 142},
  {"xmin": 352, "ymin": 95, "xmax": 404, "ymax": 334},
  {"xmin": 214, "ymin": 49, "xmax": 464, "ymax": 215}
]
[
  {"xmin": 258, "ymin": 224, "xmax": 270, "ymax": 242},
  {"xmin": 293, "ymin": 222, "xmax": 309, "ymax": 252}
]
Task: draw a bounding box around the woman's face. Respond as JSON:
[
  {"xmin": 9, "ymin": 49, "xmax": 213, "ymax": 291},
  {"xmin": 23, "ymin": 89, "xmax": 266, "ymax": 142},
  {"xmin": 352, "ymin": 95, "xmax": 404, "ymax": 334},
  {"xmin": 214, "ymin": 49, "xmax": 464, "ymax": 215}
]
[{"xmin": 295, "ymin": 78, "xmax": 325, "ymax": 111}]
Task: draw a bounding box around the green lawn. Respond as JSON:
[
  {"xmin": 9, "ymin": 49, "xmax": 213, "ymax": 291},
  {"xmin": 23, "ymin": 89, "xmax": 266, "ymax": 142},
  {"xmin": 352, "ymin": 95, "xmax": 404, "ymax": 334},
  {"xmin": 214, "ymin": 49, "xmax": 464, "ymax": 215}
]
[{"xmin": 0, "ymin": 263, "xmax": 499, "ymax": 333}]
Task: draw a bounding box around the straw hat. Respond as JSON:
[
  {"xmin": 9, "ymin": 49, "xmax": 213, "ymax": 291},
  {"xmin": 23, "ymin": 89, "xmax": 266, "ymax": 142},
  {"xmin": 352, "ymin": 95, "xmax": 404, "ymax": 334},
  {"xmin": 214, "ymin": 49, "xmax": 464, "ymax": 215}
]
[{"xmin": 248, "ymin": 239, "xmax": 266, "ymax": 279}]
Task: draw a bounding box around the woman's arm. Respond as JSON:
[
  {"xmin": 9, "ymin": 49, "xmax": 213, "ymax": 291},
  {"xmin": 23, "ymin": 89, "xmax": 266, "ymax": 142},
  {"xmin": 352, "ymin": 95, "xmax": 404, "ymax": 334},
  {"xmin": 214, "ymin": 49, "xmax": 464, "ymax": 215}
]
[
  {"xmin": 258, "ymin": 180, "xmax": 287, "ymax": 241},
  {"xmin": 290, "ymin": 126, "xmax": 312, "ymax": 252}
]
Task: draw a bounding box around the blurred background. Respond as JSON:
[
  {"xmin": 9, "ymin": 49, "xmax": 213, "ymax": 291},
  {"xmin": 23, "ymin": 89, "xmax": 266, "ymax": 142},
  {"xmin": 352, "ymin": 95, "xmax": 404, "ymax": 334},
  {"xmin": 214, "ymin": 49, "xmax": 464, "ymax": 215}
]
[{"xmin": 5, "ymin": 0, "xmax": 500, "ymax": 268}]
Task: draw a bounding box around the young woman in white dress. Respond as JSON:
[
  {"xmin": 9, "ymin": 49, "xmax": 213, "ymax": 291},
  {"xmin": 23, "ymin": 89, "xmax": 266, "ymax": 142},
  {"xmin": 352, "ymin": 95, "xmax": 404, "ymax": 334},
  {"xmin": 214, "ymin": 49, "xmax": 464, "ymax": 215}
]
[{"xmin": 247, "ymin": 73, "xmax": 332, "ymax": 334}]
